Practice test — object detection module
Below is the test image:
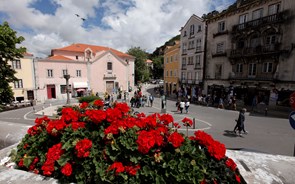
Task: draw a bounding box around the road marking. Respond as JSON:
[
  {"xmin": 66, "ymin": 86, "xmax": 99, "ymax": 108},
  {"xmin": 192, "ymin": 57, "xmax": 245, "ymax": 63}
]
[
  {"xmin": 0, "ymin": 117, "xmax": 21, "ymax": 120},
  {"xmin": 147, "ymin": 105, "xmax": 212, "ymax": 130},
  {"xmin": 24, "ymin": 110, "xmax": 36, "ymax": 121}
]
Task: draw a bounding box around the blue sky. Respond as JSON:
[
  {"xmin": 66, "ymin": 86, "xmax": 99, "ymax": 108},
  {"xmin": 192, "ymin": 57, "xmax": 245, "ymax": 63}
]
[{"xmin": 0, "ymin": 0, "xmax": 235, "ymax": 57}]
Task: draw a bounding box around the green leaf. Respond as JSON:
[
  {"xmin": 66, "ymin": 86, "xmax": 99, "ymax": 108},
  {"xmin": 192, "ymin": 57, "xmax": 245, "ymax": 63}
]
[
  {"xmin": 57, "ymin": 155, "xmax": 70, "ymax": 166},
  {"xmin": 23, "ymin": 156, "xmax": 35, "ymax": 168}
]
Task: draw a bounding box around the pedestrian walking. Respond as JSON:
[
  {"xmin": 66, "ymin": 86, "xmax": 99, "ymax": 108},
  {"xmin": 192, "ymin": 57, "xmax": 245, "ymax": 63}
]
[
  {"xmin": 149, "ymin": 94, "xmax": 154, "ymax": 107},
  {"xmin": 233, "ymin": 108, "xmax": 248, "ymax": 136},
  {"xmin": 185, "ymin": 99, "xmax": 190, "ymax": 113},
  {"xmin": 179, "ymin": 99, "xmax": 185, "ymax": 114}
]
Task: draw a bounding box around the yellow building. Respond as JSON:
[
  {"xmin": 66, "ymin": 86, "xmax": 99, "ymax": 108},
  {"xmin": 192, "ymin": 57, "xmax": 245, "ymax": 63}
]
[
  {"xmin": 9, "ymin": 53, "xmax": 35, "ymax": 102},
  {"xmin": 163, "ymin": 40, "xmax": 180, "ymax": 96}
]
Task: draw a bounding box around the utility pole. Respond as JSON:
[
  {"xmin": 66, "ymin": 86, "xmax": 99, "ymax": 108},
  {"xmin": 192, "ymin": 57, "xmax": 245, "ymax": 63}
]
[{"xmin": 64, "ymin": 74, "xmax": 70, "ymax": 105}]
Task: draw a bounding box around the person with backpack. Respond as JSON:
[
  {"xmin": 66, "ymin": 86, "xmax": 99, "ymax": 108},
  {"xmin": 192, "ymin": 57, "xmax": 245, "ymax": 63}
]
[{"xmin": 149, "ymin": 94, "xmax": 154, "ymax": 107}]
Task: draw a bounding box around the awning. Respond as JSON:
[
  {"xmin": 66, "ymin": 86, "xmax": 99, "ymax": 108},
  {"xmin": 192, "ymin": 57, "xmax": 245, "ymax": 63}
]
[
  {"xmin": 73, "ymin": 82, "xmax": 88, "ymax": 89},
  {"xmin": 76, "ymin": 88, "xmax": 86, "ymax": 92}
]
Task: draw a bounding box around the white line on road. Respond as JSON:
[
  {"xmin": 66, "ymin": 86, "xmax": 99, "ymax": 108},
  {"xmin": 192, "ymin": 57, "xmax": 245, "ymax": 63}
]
[{"xmin": 24, "ymin": 110, "xmax": 36, "ymax": 121}]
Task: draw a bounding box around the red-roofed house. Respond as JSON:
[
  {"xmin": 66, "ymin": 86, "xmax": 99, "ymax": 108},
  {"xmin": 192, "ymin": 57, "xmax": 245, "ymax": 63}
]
[{"xmin": 35, "ymin": 43, "xmax": 134, "ymax": 102}]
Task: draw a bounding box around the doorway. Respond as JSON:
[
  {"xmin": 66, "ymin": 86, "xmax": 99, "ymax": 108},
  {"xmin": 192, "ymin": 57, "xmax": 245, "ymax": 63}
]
[
  {"xmin": 106, "ymin": 81, "xmax": 114, "ymax": 94},
  {"xmin": 47, "ymin": 85, "xmax": 56, "ymax": 99}
]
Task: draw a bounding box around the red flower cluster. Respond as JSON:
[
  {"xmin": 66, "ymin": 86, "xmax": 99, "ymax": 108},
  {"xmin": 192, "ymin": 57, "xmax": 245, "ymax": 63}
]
[
  {"xmin": 79, "ymin": 102, "xmax": 88, "ymax": 109},
  {"xmin": 46, "ymin": 119, "xmax": 67, "ymax": 136},
  {"xmin": 225, "ymin": 158, "xmax": 237, "ymax": 171},
  {"xmin": 70, "ymin": 122, "xmax": 86, "ymax": 131},
  {"xmin": 159, "ymin": 114, "xmax": 174, "ymax": 125},
  {"xmin": 108, "ymin": 162, "xmax": 140, "ymax": 176},
  {"xmin": 85, "ymin": 109, "xmax": 106, "ymax": 124},
  {"xmin": 93, "ymin": 100, "xmax": 104, "ymax": 107},
  {"xmin": 136, "ymin": 130, "xmax": 164, "ymax": 154},
  {"xmin": 41, "ymin": 143, "xmax": 64, "ymax": 176},
  {"xmin": 61, "ymin": 108, "xmax": 79, "ymax": 123},
  {"xmin": 182, "ymin": 117, "xmax": 193, "ymax": 127},
  {"xmin": 75, "ymin": 139, "xmax": 92, "ymax": 158},
  {"xmin": 61, "ymin": 162, "xmax": 73, "ymax": 176},
  {"xmin": 192, "ymin": 131, "xmax": 226, "ymax": 161},
  {"xmin": 168, "ymin": 132, "xmax": 184, "ymax": 148}
]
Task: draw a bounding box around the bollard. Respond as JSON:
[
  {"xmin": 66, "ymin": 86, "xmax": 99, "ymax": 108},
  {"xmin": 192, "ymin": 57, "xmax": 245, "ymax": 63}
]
[
  {"xmin": 193, "ymin": 118, "xmax": 196, "ymax": 129},
  {"xmin": 264, "ymin": 107, "xmax": 268, "ymax": 116}
]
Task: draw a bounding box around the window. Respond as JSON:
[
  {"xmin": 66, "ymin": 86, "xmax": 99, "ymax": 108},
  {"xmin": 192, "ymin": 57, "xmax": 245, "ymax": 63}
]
[
  {"xmin": 174, "ymin": 70, "xmax": 177, "ymax": 77},
  {"xmin": 107, "ymin": 62, "xmax": 112, "ymax": 70},
  {"xmin": 187, "ymin": 72, "xmax": 192, "ymax": 80},
  {"xmin": 215, "ymin": 64, "xmax": 222, "ymax": 78},
  {"xmin": 268, "ymin": 3, "xmax": 280, "ymax": 15},
  {"xmin": 183, "ymin": 31, "xmax": 187, "ymax": 37},
  {"xmin": 262, "ymin": 62, "xmax": 273, "ymax": 73},
  {"xmin": 196, "ymin": 39, "xmax": 202, "ymax": 51},
  {"xmin": 188, "ymin": 56, "xmax": 194, "ymax": 65},
  {"xmin": 76, "ymin": 70, "xmax": 81, "ymax": 77},
  {"xmin": 170, "ymin": 70, "xmax": 173, "ymax": 76},
  {"xmin": 62, "ymin": 69, "xmax": 68, "ymax": 76},
  {"xmin": 166, "ymin": 57, "xmax": 169, "ymax": 63},
  {"xmin": 182, "ymin": 57, "xmax": 186, "ymax": 66},
  {"xmin": 195, "ymin": 55, "xmax": 201, "ymax": 65},
  {"xmin": 266, "ymin": 35, "xmax": 276, "ymax": 45},
  {"xmin": 248, "ymin": 63, "xmax": 256, "ymax": 76},
  {"xmin": 216, "ymin": 42, "xmax": 225, "ymax": 54},
  {"xmin": 181, "ymin": 72, "xmax": 186, "ymax": 80},
  {"xmin": 198, "ymin": 25, "xmax": 202, "ymax": 32},
  {"xmin": 47, "ymin": 69, "xmax": 53, "ymax": 77},
  {"xmin": 250, "ymin": 36, "xmax": 260, "ymax": 47},
  {"xmin": 188, "ymin": 40, "xmax": 195, "ymax": 49},
  {"xmin": 236, "ymin": 63, "xmax": 243, "ymax": 73},
  {"xmin": 195, "ymin": 72, "xmax": 199, "ymax": 80},
  {"xmin": 170, "ymin": 56, "xmax": 173, "ymax": 62},
  {"xmin": 76, "ymin": 56, "xmax": 78, "ymax": 60},
  {"xmin": 12, "ymin": 60, "xmax": 21, "ymax": 69},
  {"xmin": 190, "ymin": 25, "xmax": 194, "ymax": 36},
  {"xmin": 14, "ymin": 79, "xmax": 23, "ymax": 88},
  {"xmin": 252, "ymin": 8, "xmax": 263, "ymax": 20},
  {"xmin": 182, "ymin": 42, "xmax": 187, "ymax": 53},
  {"xmin": 166, "ymin": 70, "xmax": 169, "ymax": 76},
  {"xmin": 239, "ymin": 14, "xmax": 248, "ymax": 29},
  {"xmin": 60, "ymin": 85, "xmax": 72, "ymax": 94},
  {"xmin": 218, "ymin": 21, "xmax": 225, "ymax": 32}
]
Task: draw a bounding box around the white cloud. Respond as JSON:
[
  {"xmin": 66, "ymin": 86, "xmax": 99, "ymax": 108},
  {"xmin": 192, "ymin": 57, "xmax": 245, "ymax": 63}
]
[{"xmin": 0, "ymin": 0, "xmax": 234, "ymax": 57}]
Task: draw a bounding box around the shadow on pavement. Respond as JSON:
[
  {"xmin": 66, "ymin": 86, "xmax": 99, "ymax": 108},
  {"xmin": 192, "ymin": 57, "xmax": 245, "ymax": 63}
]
[{"xmin": 223, "ymin": 130, "xmax": 244, "ymax": 138}]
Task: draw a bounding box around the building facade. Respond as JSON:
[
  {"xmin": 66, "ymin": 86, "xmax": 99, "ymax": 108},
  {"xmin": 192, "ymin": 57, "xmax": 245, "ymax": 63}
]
[
  {"xmin": 9, "ymin": 53, "xmax": 36, "ymax": 102},
  {"xmin": 205, "ymin": 0, "xmax": 295, "ymax": 106},
  {"xmin": 163, "ymin": 41, "xmax": 180, "ymax": 96},
  {"xmin": 180, "ymin": 14, "xmax": 206, "ymax": 100},
  {"xmin": 35, "ymin": 43, "xmax": 135, "ymax": 102}
]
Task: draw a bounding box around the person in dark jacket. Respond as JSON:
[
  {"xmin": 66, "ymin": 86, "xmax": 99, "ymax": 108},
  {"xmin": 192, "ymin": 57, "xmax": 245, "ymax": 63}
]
[{"xmin": 233, "ymin": 108, "xmax": 248, "ymax": 136}]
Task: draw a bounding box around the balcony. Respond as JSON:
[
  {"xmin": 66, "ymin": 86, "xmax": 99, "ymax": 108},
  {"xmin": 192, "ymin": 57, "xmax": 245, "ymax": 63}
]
[
  {"xmin": 181, "ymin": 65, "xmax": 187, "ymax": 70},
  {"xmin": 213, "ymin": 30, "xmax": 229, "ymax": 38},
  {"xmin": 212, "ymin": 51, "xmax": 227, "ymax": 58},
  {"xmin": 103, "ymin": 73, "xmax": 116, "ymax": 80},
  {"xmin": 230, "ymin": 44, "xmax": 281, "ymax": 58},
  {"xmin": 232, "ymin": 12, "xmax": 285, "ymax": 33},
  {"xmin": 229, "ymin": 72, "xmax": 274, "ymax": 81}
]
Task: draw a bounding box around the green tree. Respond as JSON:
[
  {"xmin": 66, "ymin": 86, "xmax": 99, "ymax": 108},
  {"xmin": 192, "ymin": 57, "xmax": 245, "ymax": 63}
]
[
  {"xmin": 150, "ymin": 56, "xmax": 163, "ymax": 79},
  {"xmin": 127, "ymin": 47, "xmax": 148, "ymax": 84},
  {"xmin": 0, "ymin": 21, "xmax": 26, "ymax": 104}
]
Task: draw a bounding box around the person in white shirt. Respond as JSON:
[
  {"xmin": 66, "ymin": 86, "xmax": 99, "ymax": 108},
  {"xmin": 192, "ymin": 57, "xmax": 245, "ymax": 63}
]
[
  {"xmin": 185, "ymin": 99, "xmax": 190, "ymax": 113},
  {"xmin": 179, "ymin": 100, "xmax": 185, "ymax": 114}
]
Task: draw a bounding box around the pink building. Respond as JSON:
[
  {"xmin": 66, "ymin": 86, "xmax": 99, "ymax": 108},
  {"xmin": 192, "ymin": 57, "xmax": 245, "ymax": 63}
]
[{"xmin": 36, "ymin": 43, "xmax": 135, "ymax": 102}]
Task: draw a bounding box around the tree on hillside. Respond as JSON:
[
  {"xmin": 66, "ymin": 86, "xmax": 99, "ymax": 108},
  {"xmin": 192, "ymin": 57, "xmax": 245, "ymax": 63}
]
[
  {"xmin": 0, "ymin": 21, "xmax": 26, "ymax": 104},
  {"xmin": 127, "ymin": 47, "xmax": 149, "ymax": 84},
  {"xmin": 151, "ymin": 56, "xmax": 163, "ymax": 79}
]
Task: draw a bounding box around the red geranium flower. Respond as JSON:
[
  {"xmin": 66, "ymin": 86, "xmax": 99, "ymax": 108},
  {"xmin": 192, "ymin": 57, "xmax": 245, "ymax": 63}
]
[
  {"xmin": 35, "ymin": 116, "xmax": 50, "ymax": 126},
  {"xmin": 75, "ymin": 139, "xmax": 92, "ymax": 158},
  {"xmin": 69, "ymin": 122, "xmax": 86, "ymax": 131},
  {"xmin": 61, "ymin": 107, "xmax": 79, "ymax": 123},
  {"xmin": 61, "ymin": 162, "xmax": 73, "ymax": 176},
  {"xmin": 182, "ymin": 117, "xmax": 193, "ymax": 127},
  {"xmin": 168, "ymin": 132, "xmax": 184, "ymax": 148},
  {"xmin": 93, "ymin": 100, "xmax": 104, "ymax": 107},
  {"xmin": 46, "ymin": 119, "xmax": 67, "ymax": 136},
  {"xmin": 193, "ymin": 131, "xmax": 214, "ymax": 147},
  {"xmin": 108, "ymin": 162, "xmax": 125, "ymax": 174},
  {"xmin": 225, "ymin": 158, "xmax": 237, "ymax": 171},
  {"xmin": 160, "ymin": 114, "xmax": 174, "ymax": 125},
  {"xmin": 125, "ymin": 164, "xmax": 140, "ymax": 176},
  {"xmin": 235, "ymin": 174, "xmax": 241, "ymax": 183},
  {"xmin": 79, "ymin": 102, "xmax": 88, "ymax": 109},
  {"xmin": 136, "ymin": 130, "xmax": 163, "ymax": 154},
  {"xmin": 85, "ymin": 109, "xmax": 106, "ymax": 124},
  {"xmin": 114, "ymin": 102, "xmax": 130, "ymax": 115},
  {"xmin": 46, "ymin": 143, "xmax": 64, "ymax": 161},
  {"xmin": 206, "ymin": 140, "xmax": 226, "ymax": 161}
]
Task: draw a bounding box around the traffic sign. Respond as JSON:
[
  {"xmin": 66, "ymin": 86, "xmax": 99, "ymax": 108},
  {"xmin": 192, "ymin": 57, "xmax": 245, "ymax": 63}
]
[
  {"xmin": 290, "ymin": 92, "xmax": 295, "ymax": 110},
  {"xmin": 289, "ymin": 111, "xmax": 295, "ymax": 130}
]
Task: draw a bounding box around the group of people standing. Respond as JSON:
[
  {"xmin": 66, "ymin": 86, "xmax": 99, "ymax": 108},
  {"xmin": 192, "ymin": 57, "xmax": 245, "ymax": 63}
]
[{"xmin": 176, "ymin": 98, "xmax": 190, "ymax": 114}]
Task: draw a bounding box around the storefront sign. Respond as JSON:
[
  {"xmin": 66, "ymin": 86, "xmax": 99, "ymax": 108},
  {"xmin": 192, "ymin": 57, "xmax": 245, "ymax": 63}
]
[{"xmin": 289, "ymin": 111, "xmax": 295, "ymax": 130}]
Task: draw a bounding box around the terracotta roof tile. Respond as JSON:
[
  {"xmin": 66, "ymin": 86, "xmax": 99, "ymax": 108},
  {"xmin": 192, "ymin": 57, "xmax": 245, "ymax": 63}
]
[
  {"xmin": 48, "ymin": 55, "xmax": 73, "ymax": 61},
  {"xmin": 53, "ymin": 43, "xmax": 133, "ymax": 59}
]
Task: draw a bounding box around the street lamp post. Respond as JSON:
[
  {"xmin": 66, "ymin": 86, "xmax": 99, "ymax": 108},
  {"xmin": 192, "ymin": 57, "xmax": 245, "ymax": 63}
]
[{"xmin": 64, "ymin": 74, "xmax": 71, "ymax": 105}]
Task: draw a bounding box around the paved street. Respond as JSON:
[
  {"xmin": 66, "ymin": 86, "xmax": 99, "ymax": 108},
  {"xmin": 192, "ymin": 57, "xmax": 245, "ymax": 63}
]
[{"xmin": 0, "ymin": 87, "xmax": 294, "ymax": 156}]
